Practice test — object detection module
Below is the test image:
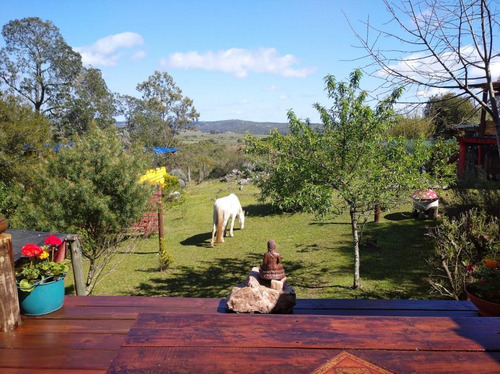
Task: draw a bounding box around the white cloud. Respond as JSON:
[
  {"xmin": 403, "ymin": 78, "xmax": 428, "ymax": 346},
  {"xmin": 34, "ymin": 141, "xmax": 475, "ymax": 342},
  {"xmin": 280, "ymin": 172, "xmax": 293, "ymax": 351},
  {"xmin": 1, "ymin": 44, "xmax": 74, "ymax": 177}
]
[
  {"xmin": 75, "ymin": 32, "xmax": 144, "ymax": 67},
  {"xmin": 131, "ymin": 50, "xmax": 147, "ymax": 61},
  {"xmin": 380, "ymin": 44, "xmax": 500, "ymax": 98},
  {"xmin": 161, "ymin": 48, "xmax": 316, "ymax": 78},
  {"xmin": 264, "ymin": 85, "xmax": 279, "ymax": 91}
]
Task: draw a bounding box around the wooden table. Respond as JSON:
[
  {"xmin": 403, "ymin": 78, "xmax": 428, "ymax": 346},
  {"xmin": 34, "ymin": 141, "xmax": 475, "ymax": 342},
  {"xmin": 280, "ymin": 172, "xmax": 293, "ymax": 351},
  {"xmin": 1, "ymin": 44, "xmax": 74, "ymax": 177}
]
[{"xmin": 1, "ymin": 296, "xmax": 499, "ymax": 373}]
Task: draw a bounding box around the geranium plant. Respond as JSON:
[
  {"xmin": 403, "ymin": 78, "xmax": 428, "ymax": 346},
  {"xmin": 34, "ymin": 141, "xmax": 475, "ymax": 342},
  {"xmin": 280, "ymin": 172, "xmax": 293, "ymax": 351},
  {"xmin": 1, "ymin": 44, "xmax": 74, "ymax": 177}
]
[
  {"xmin": 467, "ymin": 259, "xmax": 500, "ymax": 303},
  {"xmin": 16, "ymin": 235, "xmax": 69, "ymax": 292}
]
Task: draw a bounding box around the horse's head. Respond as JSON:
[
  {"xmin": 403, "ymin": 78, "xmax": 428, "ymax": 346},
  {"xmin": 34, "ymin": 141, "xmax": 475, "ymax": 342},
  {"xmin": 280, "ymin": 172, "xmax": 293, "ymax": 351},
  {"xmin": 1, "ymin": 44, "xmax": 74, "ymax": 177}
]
[{"xmin": 239, "ymin": 210, "xmax": 245, "ymax": 229}]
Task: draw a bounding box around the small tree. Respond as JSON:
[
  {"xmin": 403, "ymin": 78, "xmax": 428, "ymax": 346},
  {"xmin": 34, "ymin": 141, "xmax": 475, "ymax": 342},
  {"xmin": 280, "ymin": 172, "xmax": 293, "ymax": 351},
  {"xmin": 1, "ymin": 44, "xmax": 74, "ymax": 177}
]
[
  {"xmin": 246, "ymin": 70, "xmax": 456, "ymax": 288},
  {"xmin": 12, "ymin": 124, "xmax": 153, "ymax": 293}
]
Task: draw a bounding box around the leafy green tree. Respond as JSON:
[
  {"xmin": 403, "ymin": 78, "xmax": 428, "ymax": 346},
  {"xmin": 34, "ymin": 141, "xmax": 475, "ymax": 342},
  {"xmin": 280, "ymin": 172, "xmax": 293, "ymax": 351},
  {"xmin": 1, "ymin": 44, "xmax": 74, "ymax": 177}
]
[
  {"xmin": 56, "ymin": 67, "xmax": 116, "ymax": 138},
  {"xmin": 246, "ymin": 70, "xmax": 456, "ymax": 289},
  {"xmin": 0, "ymin": 93, "xmax": 52, "ymax": 186},
  {"xmin": 11, "ymin": 124, "xmax": 154, "ymax": 293},
  {"xmin": 122, "ymin": 71, "xmax": 199, "ymax": 147},
  {"xmin": 388, "ymin": 114, "xmax": 434, "ymax": 139},
  {"xmin": 424, "ymin": 93, "xmax": 478, "ymax": 138},
  {"xmin": 0, "ymin": 17, "xmax": 82, "ymax": 115}
]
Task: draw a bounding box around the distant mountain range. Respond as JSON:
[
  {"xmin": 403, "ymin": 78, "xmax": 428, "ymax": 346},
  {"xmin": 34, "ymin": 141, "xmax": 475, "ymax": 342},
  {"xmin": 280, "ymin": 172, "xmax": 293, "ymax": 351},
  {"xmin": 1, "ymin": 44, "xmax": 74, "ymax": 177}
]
[
  {"xmin": 116, "ymin": 119, "xmax": 294, "ymax": 135},
  {"xmin": 194, "ymin": 119, "xmax": 290, "ymax": 135}
]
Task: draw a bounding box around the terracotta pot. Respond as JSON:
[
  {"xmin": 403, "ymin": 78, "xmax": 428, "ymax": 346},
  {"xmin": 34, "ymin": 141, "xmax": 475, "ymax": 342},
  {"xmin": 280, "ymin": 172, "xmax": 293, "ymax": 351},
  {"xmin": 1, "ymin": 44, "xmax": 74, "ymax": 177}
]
[{"xmin": 465, "ymin": 285, "xmax": 500, "ymax": 317}]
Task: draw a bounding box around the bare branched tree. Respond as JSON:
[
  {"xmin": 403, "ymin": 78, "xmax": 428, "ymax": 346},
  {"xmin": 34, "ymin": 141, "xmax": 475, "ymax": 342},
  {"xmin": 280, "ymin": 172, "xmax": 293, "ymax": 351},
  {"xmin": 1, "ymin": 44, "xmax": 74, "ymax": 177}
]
[{"xmin": 350, "ymin": 0, "xmax": 500, "ymax": 156}]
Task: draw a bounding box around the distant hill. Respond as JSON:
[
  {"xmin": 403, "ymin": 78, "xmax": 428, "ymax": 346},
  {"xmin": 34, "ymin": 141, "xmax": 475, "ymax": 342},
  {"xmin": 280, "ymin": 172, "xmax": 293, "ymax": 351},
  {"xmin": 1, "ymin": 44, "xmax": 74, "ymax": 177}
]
[
  {"xmin": 116, "ymin": 119, "xmax": 300, "ymax": 135},
  {"xmin": 194, "ymin": 119, "xmax": 290, "ymax": 135}
]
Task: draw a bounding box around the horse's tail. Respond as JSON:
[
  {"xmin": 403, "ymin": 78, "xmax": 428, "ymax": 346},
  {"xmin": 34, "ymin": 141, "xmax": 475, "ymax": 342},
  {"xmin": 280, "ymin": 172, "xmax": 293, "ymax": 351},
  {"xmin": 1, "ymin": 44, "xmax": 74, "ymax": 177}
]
[{"xmin": 215, "ymin": 206, "xmax": 224, "ymax": 243}]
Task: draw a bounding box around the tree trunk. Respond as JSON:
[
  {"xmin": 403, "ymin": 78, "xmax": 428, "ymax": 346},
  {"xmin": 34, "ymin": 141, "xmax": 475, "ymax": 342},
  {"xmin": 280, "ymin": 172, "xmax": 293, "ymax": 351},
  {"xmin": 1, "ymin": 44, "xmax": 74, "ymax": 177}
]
[
  {"xmin": 86, "ymin": 260, "xmax": 96, "ymax": 295},
  {"xmin": 494, "ymin": 117, "xmax": 500, "ymax": 160},
  {"xmin": 350, "ymin": 206, "xmax": 361, "ymax": 289},
  {"xmin": 374, "ymin": 203, "xmax": 381, "ymax": 223},
  {"xmin": 486, "ymin": 82, "xmax": 500, "ymax": 159}
]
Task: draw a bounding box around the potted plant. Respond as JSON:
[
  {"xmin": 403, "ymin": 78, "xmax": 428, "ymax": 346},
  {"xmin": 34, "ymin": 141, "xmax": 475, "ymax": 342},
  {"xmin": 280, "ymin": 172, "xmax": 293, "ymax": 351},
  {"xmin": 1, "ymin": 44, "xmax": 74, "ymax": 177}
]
[
  {"xmin": 15, "ymin": 235, "xmax": 69, "ymax": 315},
  {"xmin": 465, "ymin": 258, "xmax": 500, "ymax": 316}
]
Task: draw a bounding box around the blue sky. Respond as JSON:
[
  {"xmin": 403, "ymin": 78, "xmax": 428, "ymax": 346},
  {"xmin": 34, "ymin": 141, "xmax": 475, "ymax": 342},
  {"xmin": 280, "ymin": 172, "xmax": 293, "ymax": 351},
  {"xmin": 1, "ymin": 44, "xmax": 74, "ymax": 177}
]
[{"xmin": 1, "ymin": 0, "xmax": 487, "ymax": 123}]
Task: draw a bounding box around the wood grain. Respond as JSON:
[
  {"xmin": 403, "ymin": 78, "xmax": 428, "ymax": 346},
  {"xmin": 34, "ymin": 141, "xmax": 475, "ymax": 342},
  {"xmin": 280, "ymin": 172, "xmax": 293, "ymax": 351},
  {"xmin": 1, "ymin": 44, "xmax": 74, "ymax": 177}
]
[{"xmin": 1, "ymin": 296, "xmax": 499, "ymax": 373}]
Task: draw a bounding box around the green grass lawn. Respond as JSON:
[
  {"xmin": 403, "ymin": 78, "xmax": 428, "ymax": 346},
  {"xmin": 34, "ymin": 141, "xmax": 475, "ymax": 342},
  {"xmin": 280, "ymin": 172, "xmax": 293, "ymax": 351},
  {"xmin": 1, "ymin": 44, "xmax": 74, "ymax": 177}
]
[{"xmin": 66, "ymin": 179, "xmax": 441, "ymax": 300}]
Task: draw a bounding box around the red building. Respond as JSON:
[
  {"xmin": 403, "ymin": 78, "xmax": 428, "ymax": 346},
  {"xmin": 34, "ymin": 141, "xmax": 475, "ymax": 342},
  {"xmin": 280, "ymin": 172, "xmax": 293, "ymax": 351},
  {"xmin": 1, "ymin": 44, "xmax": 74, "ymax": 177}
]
[{"xmin": 456, "ymin": 82, "xmax": 499, "ymax": 180}]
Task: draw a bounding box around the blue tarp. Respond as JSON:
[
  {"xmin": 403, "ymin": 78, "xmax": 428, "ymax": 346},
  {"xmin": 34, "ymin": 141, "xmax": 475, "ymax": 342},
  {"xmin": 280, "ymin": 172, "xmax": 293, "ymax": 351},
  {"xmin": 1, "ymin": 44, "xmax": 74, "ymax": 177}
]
[{"xmin": 153, "ymin": 147, "xmax": 179, "ymax": 154}]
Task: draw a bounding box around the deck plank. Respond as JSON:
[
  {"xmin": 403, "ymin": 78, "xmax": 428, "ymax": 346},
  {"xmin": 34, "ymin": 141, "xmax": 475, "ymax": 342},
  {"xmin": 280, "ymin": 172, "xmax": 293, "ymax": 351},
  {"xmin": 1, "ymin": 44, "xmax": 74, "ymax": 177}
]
[
  {"xmin": 0, "ymin": 333, "xmax": 125, "ymax": 350},
  {"xmin": 294, "ymin": 298, "xmax": 478, "ymax": 311},
  {"xmin": 13, "ymin": 318, "xmax": 135, "ymax": 334},
  {"xmin": 107, "ymin": 347, "xmax": 500, "ymax": 374},
  {"xmin": 63, "ymin": 295, "xmax": 225, "ymax": 311},
  {"xmin": 0, "ymin": 348, "xmax": 118, "ymax": 371},
  {"xmin": 124, "ymin": 313, "xmax": 500, "ymax": 351}
]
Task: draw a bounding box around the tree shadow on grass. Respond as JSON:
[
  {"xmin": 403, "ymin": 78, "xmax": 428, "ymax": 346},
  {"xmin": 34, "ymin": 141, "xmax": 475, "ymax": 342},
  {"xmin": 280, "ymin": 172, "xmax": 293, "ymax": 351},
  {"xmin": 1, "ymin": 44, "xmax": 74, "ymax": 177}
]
[
  {"xmin": 383, "ymin": 211, "xmax": 415, "ymax": 221},
  {"xmin": 128, "ymin": 250, "xmax": 346, "ymax": 298},
  {"xmin": 310, "ymin": 221, "xmax": 350, "ymax": 226},
  {"xmin": 244, "ymin": 203, "xmax": 279, "ymax": 217},
  {"xmin": 355, "ymin": 218, "xmax": 439, "ymax": 299},
  {"xmin": 130, "ymin": 253, "xmax": 263, "ymax": 297}
]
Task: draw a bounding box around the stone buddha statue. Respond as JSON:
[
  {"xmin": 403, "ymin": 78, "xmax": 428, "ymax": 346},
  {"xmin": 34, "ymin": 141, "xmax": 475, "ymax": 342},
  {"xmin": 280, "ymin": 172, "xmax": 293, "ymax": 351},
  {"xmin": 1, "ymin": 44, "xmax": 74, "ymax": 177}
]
[{"xmin": 259, "ymin": 239, "xmax": 286, "ymax": 281}]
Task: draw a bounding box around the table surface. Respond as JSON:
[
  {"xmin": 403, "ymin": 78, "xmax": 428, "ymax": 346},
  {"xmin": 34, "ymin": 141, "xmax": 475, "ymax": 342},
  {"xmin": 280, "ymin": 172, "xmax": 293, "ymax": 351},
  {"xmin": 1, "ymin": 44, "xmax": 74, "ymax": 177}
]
[{"xmin": 1, "ymin": 296, "xmax": 499, "ymax": 373}]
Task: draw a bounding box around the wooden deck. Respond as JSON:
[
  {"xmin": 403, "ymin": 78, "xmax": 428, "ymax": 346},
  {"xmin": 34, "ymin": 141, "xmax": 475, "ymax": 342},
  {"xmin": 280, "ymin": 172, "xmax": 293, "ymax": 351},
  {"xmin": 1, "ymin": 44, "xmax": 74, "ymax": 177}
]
[{"xmin": 1, "ymin": 296, "xmax": 499, "ymax": 373}]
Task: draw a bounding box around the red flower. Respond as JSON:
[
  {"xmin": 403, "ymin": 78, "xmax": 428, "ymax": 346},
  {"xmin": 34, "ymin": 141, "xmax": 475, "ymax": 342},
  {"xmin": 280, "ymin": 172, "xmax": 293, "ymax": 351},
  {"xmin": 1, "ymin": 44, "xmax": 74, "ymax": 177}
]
[
  {"xmin": 45, "ymin": 234, "xmax": 62, "ymax": 247},
  {"xmin": 467, "ymin": 264, "xmax": 473, "ymax": 272},
  {"xmin": 21, "ymin": 243, "xmax": 43, "ymax": 258},
  {"xmin": 478, "ymin": 280, "xmax": 486, "ymax": 285}
]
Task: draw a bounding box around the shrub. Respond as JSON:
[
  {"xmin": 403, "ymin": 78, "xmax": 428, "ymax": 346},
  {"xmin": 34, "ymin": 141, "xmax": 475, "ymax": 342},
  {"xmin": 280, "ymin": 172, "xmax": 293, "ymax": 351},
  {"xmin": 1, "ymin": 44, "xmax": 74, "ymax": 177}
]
[
  {"xmin": 449, "ymin": 180, "xmax": 500, "ymax": 218},
  {"xmin": 426, "ymin": 208, "xmax": 500, "ymax": 300},
  {"xmin": 12, "ymin": 124, "xmax": 154, "ymax": 293},
  {"xmin": 158, "ymin": 238, "xmax": 173, "ymax": 271}
]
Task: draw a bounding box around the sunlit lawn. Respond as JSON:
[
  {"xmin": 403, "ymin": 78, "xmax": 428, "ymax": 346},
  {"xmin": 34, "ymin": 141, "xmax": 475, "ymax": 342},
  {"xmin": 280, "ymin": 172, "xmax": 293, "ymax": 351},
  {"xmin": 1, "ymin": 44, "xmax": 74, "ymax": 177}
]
[{"xmin": 65, "ymin": 179, "xmax": 441, "ymax": 300}]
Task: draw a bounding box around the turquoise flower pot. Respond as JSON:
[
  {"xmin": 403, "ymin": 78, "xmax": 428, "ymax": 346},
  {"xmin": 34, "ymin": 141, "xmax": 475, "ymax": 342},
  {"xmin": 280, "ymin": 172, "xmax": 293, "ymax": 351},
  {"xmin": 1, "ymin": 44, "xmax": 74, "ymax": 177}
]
[{"xmin": 17, "ymin": 276, "xmax": 65, "ymax": 316}]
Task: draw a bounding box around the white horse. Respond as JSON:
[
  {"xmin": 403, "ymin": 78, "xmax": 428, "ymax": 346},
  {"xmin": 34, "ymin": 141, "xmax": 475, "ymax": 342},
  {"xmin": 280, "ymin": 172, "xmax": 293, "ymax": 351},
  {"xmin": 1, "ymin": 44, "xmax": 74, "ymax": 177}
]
[{"xmin": 210, "ymin": 193, "xmax": 245, "ymax": 247}]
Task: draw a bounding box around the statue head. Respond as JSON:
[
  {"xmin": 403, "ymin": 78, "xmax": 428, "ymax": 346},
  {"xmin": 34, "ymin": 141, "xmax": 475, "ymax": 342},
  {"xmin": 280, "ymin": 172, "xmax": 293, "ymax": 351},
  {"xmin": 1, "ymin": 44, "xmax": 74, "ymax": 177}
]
[{"xmin": 267, "ymin": 239, "xmax": 276, "ymax": 252}]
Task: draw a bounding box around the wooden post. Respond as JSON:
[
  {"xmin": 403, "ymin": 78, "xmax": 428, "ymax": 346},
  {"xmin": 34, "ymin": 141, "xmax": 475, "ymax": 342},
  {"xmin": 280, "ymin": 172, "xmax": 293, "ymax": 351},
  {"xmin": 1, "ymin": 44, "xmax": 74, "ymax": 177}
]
[
  {"xmin": 65, "ymin": 234, "xmax": 87, "ymax": 296},
  {"xmin": 187, "ymin": 166, "xmax": 191, "ymax": 182},
  {"xmin": 457, "ymin": 139, "xmax": 467, "ymax": 179},
  {"xmin": 158, "ymin": 185, "xmax": 164, "ymax": 248},
  {"xmin": 0, "ymin": 232, "xmax": 22, "ymax": 332}
]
